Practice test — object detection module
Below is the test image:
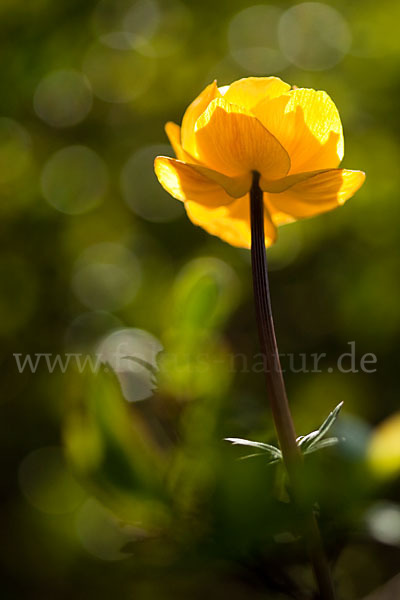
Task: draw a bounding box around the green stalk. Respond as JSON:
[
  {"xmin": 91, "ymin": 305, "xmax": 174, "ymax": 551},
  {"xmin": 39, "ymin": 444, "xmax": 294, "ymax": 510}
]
[{"xmin": 249, "ymin": 171, "xmax": 336, "ymax": 600}]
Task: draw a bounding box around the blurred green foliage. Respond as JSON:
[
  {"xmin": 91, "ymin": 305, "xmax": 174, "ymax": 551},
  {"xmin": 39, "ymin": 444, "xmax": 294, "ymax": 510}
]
[{"xmin": 1, "ymin": 0, "xmax": 400, "ymax": 598}]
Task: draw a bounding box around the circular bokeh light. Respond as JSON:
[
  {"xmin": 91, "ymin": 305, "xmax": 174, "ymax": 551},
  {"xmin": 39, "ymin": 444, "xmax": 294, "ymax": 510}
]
[
  {"xmin": 367, "ymin": 503, "xmax": 400, "ymax": 546},
  {"xmin": 71, "ymin": 243, "xmax": 141, "ymax": 311},
  {"xmin": 278, "ymin": 2, "xmax": 352, "ymax": 71},
  {"xmin": 41, "ymin": 145, "xmax": 108, "ymax": 215},
  {"xmin": 65, "ymin": 311, "xmax": 123, "ymax": 353},
  {"xmin": 82, "ymin": 40, "xmax": 156, "ymax": 103},
  {"xmin": 123, "ymin": 0, "xmax": 161, "ymax": 41},
  {"xmin": 228, "ymin": 5, "xmax": 288, "ymax": 74},
  {"xmin": 34, "ymin": 69, "xmax": 93, "ymax": 128}
]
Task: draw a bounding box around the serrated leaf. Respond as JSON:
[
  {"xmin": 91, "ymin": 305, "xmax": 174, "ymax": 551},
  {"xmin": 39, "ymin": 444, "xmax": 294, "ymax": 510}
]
[{"xmin": 224, "ymin": 437, "xmax": 282, "ymax": 461}]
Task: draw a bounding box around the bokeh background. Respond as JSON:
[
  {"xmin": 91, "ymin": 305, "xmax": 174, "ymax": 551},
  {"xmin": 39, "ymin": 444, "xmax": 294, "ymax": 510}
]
[{"xmin": 1, "ymin": 0, "xmax": 400, "ymax": 598}]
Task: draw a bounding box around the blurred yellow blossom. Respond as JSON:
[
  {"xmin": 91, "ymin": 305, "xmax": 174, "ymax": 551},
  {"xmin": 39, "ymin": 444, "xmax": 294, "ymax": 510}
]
[{"xmin": 368, "ymin": 412, "xmax": 400, "ymax": 479}]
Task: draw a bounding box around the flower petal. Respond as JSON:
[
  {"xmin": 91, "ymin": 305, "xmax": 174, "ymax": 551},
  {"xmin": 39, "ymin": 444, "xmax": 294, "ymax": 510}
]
[
  {"xmin": 163, "ymin": 127, "xmax": 251, "ymax": 197},
  {"xmin": 261, "ymin": 168, "xmax": 334, "ymax": 193},
  {"xmin": 253, "ymin": 89, "xmax": 344, "ymax": 174},
  {"xmin": 222, "ymin": 76, "xmax": 291, "ymax": 111},
  {"xmin": 191, "ymin": 164, "xmax": 251, "ymax": 198},
  {"xmin": 165, "ymin": 122, "xmax": 186, "ymax": 161},
  {"xmin": 195, "ymin": 97, "xmax": 291, "ymax": 179},
  {"xmin": 266, "ymin": 169, "xmax": 365, "ymax": 222},
  {"xmin": 185, "ymin": 196, "xmax": 276, "ymax": 249},
  {"xmin": 181, "ymin": 81, "xmax": 221, "ymax": 158},
  {"xmin": 154, "ymin": 156, "xmax": 236, "ymax": 207},
  {"xmin": 165, "ymin": 121, "xmax": 204, "ymax": 166}
]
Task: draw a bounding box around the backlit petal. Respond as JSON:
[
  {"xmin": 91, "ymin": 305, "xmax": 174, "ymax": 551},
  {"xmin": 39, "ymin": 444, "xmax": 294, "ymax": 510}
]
[
  {"xmin": 155, "ymin": 156, "xmax": 251, "ymax": 200},
  {"xmin": 165, "ymin": 122, "xmax": 186, "ymax": 161},
  {"xmin": 253, "ymin": 89, "xmax": 344, "ymax": 174},
  {"xmin": 181, "ymin": 81, "xmax": 221, "ymax": 158},
  {"xmin": 165, "ymin": 121, "xmax": 203, "ymax": 166},
  {"xmin": 195, "ymin": 97, "xmax": 291, "ymax": 179},
  {"xmin": 185, "ymin": 196, "xmax": 276, "ymax": 249},
  {"xmin": 154, "ymin": 156, "xmax": 235, "ymax": 207},
  {"xmin": 266, "ymin": 169, "xmax": 365, "ymax": 222},
  {"xmin": 261, "ymin": 168, "xmax": 334, "ymax": 193},
  {"xmin": 223, "ymin": 76, "xmax": 291, "ymax": 111},
  {"xmin": 191, "ymin": 164, "xmax": 251, "ymax": 198}
]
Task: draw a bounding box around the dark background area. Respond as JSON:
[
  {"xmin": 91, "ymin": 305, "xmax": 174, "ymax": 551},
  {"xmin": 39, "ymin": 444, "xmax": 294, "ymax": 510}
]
[{"xmin": 1, "ymin": 0, "xmax": 400, "ymax": 598}]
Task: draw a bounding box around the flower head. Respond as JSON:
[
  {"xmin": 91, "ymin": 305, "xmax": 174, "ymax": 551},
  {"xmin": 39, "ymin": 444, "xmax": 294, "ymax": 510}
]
[{"xmin": 154, "ymin": 77, "xmax": 365, "ymax": 248}]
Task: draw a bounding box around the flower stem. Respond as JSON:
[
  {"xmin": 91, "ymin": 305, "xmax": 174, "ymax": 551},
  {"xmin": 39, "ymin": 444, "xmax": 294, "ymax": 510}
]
[{"xmin": 249, "ymin": 171, "xmax": 336, "ymax": 600}]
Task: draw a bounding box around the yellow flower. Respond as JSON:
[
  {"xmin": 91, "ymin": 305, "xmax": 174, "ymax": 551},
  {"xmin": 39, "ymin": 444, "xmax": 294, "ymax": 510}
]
[{"xmin": 154, "ymin": 77, "xmax": 365, "ymax": 248}]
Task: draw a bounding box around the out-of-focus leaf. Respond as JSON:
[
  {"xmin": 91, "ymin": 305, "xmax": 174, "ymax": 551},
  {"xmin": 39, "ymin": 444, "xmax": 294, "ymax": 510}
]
[
  {"xmin": 167, "ymin": 390, "xmax": 225, "ymax": 516},
  {"xmin": 167, "ymin": 257, "xmax": 240, "ymax": 339},
  {"xmin": 63, "ymin": 367, "xmax": 171, "ymax": 529},
  {"xmin": 159, "ymin": 257, "xmax": 238, "ymax": 400}
]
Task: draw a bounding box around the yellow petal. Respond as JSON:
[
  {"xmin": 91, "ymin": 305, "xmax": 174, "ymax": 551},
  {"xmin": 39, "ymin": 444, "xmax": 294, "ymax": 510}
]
[
  {"xmin": 161, "ymin": 121, "xmax": 252, "ymax": 198},
  {"xmin": 165, "ymin": 121, "xmax": 206, "ymax": 167},
  {"xmin": 154, "ymin": 156, "xmax": 236, "ymax": 207},
  {"xmin": 185, "ymin": 196, "xmax": 276, "ymax": 249},
  {"xmin": 260, "ymin": 169, "xmax": 332, "ymax": 193},
  {"xmin": 191, "ymin": 164, "xmax": 251, "ymax": 198},
  {"xmin": 165, "ymin": 122, "xmax": 186, "ymax": 161},
  {"xmin": 266, "ymin": 169, "xmax": 365, "ymax": 222},
  {"xmin": 181, "ymin": 81, "xmax": 220, "ymax": 158},
  {"xmin": 195, "ymin": 97, "xmax": 291, "ymax": 179},
  {"xmin": 253, "ymin": 88, "xmax": 344, "ymax": 174},
  {"xmin": 163, "ymin": 127, "xmax": 251, "ymax": 197},
  {"xmin": 222, "ymin": 76, "xmax": 291, "ymax": 111}
]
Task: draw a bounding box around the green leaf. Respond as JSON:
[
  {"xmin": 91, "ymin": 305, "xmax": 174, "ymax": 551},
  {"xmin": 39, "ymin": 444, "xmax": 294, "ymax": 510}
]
[
  {"xmin": 312, "ymin": 401, "xmax": 344, "ymax": 444},
  {"xmin": 224, "ymin": 437, "xmax": 282, "ymax": 463},
  {"xmin": 297, "ymin": 431, "xmax": 320, "ymax": 449},
  {"xmin": 303, "ymin": 437, "xmax": 340, "ymax": 455},
  {"xmin": 225, "ymin": 403, "xmax": 344, "ymax": 464},
  {"xmin": 297, "ymin": 402, "xmax": 344, "ymax": 454},
  {"xmin": 63, "ymin": 367, "xmax": 171, "ymax": 528}
]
